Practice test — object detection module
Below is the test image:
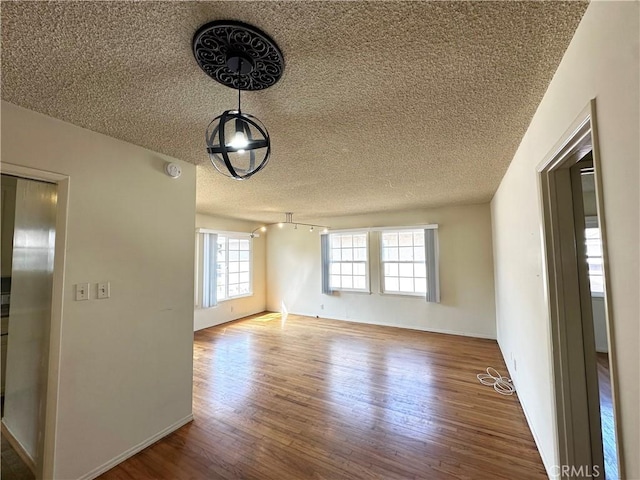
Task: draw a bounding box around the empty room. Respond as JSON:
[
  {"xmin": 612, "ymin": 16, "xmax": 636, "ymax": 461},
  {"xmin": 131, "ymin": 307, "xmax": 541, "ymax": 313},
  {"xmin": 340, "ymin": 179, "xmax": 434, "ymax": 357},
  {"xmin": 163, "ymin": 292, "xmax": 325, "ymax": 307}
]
[{"xmin": 0, "ymin": 1, "xmax": 638, "ymax": 480}]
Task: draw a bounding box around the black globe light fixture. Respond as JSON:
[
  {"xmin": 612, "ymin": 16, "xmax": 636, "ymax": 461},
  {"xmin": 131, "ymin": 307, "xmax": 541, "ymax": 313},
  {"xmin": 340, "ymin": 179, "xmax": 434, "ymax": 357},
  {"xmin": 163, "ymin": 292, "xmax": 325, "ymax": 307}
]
[{"xmin": 193, "ymin": 21, "xmax": 285, "ymax": 180}]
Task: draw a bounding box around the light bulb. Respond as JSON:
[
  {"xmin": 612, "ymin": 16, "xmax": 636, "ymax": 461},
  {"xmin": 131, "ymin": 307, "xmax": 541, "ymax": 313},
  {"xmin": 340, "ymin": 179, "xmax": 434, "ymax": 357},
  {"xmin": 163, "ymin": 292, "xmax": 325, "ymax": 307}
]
[
  {"xmin": 278, "ymin": 222, "xmax": 284, "ymax": 228},
  {"xmin": 229, "ymin": 130, "xmax": 248, "ymax": 150},
  {"xmin": 237, "ymin": 149, "xmax": 246, "ymax": 154},
  {"xmin": 309, "ymin": 226, "xmax": 314, "ymax": 232},
  {"xmin": 260, "ymin": 226, "xmax": 267, "ymax": 232}
]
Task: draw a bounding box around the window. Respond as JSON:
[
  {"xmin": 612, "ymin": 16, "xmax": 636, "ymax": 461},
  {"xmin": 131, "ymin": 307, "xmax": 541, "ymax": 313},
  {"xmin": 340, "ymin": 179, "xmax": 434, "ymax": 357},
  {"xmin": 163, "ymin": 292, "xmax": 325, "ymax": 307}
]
[
  {"xmin": 380, "ymin": 230, "xmax": 427, "ymax": 295},
  {"xmin": 321, "ymin": 226, "xmax": 439, "ymax": 302},
  {"xmin": 217, "ymin": 235, "xmax": 252, "ymax": 300},
  {"xmin": 200, "ymin": 231, "xmax": 252, "ymax": 308},
  {"xmin": 328, "ymin": 232, "xmax": 369, "ymax": 291},
  {"xmin": 585, "ymin": 223, "xmax": 604, "ymax": 295}
]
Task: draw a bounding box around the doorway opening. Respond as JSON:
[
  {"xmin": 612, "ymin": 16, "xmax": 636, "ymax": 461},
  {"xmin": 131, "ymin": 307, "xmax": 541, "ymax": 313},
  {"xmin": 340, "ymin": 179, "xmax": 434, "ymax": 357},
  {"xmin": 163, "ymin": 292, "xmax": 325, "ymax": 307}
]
[
  {"xmin": 1, "ymin": 174, "xmax": 57, "ymax": 480},
  {"xmin": 0, "ymin": 164, "xmax": 69, "ymax": 480},
  {"xmin": 538, "ymin": 101, "xmax": 622, "ymax": 479}
]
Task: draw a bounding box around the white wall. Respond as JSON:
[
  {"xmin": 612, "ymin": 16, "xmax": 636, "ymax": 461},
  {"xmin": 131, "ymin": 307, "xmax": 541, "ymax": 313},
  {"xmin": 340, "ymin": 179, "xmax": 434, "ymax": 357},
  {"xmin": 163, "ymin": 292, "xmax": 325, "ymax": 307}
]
[
  {"xmin": 193, "ymin": 213, "xmax": 266, "ymax": 331},
  {"xmin": 267, "ymin": 204, "xmax": 496, "ymax": 339},
  {"xmin": 1, "ymin": 101, "xmax": 196, "ymax": 479},
  {"xmin": 491, "ymin": 2, "xmax": 638, "ymax": 478}
]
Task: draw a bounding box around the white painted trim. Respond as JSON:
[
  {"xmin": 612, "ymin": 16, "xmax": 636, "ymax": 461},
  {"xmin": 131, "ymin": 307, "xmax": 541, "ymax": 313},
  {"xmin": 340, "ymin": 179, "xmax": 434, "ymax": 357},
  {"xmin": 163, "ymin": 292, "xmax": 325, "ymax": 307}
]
[
  {"xmin": 77, "ymin": 413, "xmax": 194, "ymax": 480},
  {"xmin": 537, "ymin": 99, "xmax": 622, "ymax": 478},
  {"xmin": 372, "ymin": 224, "xmax": 439, "ymax": 232},
  {"xmin": 0, "ymin": 163, "xmax": 67, "ymax": 182},
  {"xmin": 497, "ymin": 341, "xmax": 557, "ymax": 479},
  {"xmin": 536, "ymin": 104, "xmax": 593, "ymax": 477},
  {"xmin": 287, "ymin": 310, "xmax": 496, "ymax": 340},
  {"xmin": 329, "ymin": 224, "xmax": 438, "ymax": 234},
  {"xmin": 196, "ymin": 292, "xmax": 255, "ymax": 307},
  {"xmin": 327, "ymin": 231, "xmax": 372, "ymax": 294},
  {"xmin": 537, "ymin": 116, "xmax": 591, "ymax": 173},
  {"xmin": 194, "ymin": 307, "xmax": 267, "ymax": 331},
  {"xmin": 1, "ymin": 162, "xmax": 70, "ymax": 480},
  {"xmin": 196, "ymin": 227, "xmax": 252, "ymax": 237},
  {"xmin": 196, "ymin": 231, "xmax": 255, "ymax": 308},
  {"xmin": 516, "ymin": 380, "xmax": 557, "ymax": 479},
  {"xmin": 588, "ymin": 100, "xmax": 624, "ymax": 477},
  {"xmin": 1, "ymin": 418, "xmax": 36, "ymax": 474}
]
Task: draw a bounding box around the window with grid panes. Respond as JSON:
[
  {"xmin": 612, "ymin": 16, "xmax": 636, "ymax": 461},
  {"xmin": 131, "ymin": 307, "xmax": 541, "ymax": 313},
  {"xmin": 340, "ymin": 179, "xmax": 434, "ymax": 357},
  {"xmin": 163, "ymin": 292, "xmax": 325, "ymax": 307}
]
[
  {"xmin": 585, "ymin": 226, "xmax": 604, "ymax": 295},
  {"xmin": 329, "ymin": 232, "xmax": 369, "ymax": 291},
  {"xmin": 380, "ymin": 230, "xmax": 427, "ymax": 295},
  {"xmin": 216, "ymin": 235, "xmax": 252, "ymax": 300}
]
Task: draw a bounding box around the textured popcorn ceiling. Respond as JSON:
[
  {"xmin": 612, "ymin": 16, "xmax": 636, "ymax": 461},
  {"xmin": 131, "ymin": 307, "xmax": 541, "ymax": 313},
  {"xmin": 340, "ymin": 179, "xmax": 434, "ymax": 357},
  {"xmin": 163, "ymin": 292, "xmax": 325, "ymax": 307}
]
[{"xmin": 1, "ymin": 1, "xmax": 587, "ymax": 224}]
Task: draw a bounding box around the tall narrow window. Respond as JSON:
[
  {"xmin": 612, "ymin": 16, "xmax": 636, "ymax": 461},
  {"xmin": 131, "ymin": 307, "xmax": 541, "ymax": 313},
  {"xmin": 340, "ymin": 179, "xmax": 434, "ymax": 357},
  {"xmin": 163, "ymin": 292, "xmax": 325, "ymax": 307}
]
[
  {"xmin": 380, "ymin": 227, "xmax": 439, "ymax": 302},
  {"xmin": 321, "ymin": 234, "xmax": 332, "ymax": 294},
  {"xmin": 202, "ymin": 232, "xmax": 218, "ymax": 308},
  {"xmin": 200, "ymin": 231, "xmax": 252, "ymax": 307},
  {"xmin": 228, "ymin": 236, "xmax": 251, "ymax": 297},
  {"xmin": 585, "ymin": 221, "xmax": 604, "ymax": 295},
  {"xmin": 380, "ymin": 230, "xmax": 426, "ymax": 295},
  {"xmin": 327, "ymin": 232, "xmax": 369, "ymax": 292}
]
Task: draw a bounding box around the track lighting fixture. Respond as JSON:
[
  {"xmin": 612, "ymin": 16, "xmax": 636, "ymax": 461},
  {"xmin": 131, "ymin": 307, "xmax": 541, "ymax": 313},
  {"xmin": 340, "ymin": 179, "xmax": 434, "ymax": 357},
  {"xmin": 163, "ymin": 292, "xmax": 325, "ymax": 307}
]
[{"xmin": 250, "ymin": 213, "xmax": 329, "ymax": 238}]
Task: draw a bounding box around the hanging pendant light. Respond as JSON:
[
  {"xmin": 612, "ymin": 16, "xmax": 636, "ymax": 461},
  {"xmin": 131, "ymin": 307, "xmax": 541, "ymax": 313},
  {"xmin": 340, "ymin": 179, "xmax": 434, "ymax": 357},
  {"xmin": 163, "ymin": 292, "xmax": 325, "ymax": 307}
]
[{"xmin": 193, "ymin": 21, "xmax": 285, "ymax": 180}]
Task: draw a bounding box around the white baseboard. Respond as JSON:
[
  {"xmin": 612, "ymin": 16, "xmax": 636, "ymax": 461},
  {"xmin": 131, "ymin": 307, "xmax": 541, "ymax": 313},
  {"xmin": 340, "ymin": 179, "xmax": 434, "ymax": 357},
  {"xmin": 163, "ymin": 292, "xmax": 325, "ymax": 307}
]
[
  {"xmin": 497, "ymin": 340, "xmax": 556, "ymax": 479},
  {"xmin": 194, "ymin": 307, "xmax": 266, "ymax": 331},
  {"xmin": 288, "ymin": 310, "xmax": 497, "ymax": 340},
  {"xmin": 517, "ymin": 390, "xmax": 556, "ymax": 479},
  {"xmin": 1, "ymin": 418, "xmax": 36, "ymax": 474},
  {"xmin": 78, "ymin": 413, "xmax": 194, "ymax": 480}
]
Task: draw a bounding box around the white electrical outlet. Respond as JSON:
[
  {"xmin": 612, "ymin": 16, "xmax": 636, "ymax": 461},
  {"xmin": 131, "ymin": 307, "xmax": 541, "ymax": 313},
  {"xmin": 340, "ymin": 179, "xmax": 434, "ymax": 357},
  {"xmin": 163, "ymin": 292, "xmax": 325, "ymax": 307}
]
[
  {"xmin": 97, "ymin": 282, "xmax": 110, "ymax": 299},
  {"xmin": 76, "ymin": 283, "xmax": 89, "ymax": 301}
]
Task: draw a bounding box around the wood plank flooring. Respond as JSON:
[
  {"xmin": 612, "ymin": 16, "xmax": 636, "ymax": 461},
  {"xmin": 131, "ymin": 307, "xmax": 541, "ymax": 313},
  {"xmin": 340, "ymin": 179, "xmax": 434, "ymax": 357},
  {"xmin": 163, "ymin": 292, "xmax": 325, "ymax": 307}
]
[
  {"xmin": 1, "ymin": 431, "xmax": 35, "ymax": 480},
  {"xmin": 596, "ymin": 352, "xmax": 618, "ymax": 480},
  {"xmin": 100, "ymin": 313, "xmax": 546, "ymax": 480}
]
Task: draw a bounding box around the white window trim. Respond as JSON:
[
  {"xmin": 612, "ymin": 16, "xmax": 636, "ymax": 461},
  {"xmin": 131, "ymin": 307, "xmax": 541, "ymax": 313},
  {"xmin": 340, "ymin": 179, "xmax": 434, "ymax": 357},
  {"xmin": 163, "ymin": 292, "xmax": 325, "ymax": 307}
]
[
  {"xmin": 218, "ymin": 233, "xmax": 254, "ymax": 301},
  {"xmin": 197, "ymin": 227, "xmax": 252, "ymax": 237},
  {"xmin": 584, "ymin": 216, "xmax": 604, "ymax": 298},
  {"xmin": 328, "ymin": 224, "xmax": 437, "ymax": 235},
  {"xmin": 378, "ymin": 229, "xmax": 428, "ymax": 297},
  {"xmin": 216, "ymin": 292, "xmax": 254, "ymax": 303},
  {"xmin": 328, "ymin": 230, "xmax": 371, "ymax": 293},
  {"xmin": 195, "ymin": 229, "xmax": 254, "ymax": 309},
  {"xmin": 379, "ymin": 290, "xmax": 425, "ymax": 298}
]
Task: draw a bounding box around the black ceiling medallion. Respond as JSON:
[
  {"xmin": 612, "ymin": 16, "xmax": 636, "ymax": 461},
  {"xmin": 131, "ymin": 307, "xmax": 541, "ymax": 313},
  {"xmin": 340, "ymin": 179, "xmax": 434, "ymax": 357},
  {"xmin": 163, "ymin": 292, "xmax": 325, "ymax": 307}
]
[
  {"xmin": 193, "ymin": 20, "xmax": 284, "ymax": 180},
  {"xmin": 193, "ymin": 20, "xmax": 284, "ymax": 91}
]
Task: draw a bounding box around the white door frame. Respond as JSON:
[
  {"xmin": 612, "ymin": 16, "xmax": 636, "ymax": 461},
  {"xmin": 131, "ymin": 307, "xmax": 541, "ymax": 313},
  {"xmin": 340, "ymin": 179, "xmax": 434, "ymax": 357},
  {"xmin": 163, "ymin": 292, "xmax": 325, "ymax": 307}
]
[
  {"xmin": 1, "ymin": 162, "xmax": 69, "ymax": 480},
  {"xmin": 537, "ymin": 100, "xmax": 623, "ymax": 478}
]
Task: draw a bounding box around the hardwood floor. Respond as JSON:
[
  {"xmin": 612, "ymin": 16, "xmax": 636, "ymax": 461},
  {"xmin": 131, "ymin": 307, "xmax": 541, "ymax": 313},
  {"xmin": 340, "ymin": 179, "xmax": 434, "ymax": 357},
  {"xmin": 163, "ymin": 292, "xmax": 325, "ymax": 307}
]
[
  {"xmin": 1, "ymin": 431, "xmax": 35, "ymax": 480},
  {"xmin": 596, "ymin": 352, "xmax": 618, "ymax": 480},
  {"xmin": 100, "ymin": 313, "xmax": 546, "ymax": 480}
]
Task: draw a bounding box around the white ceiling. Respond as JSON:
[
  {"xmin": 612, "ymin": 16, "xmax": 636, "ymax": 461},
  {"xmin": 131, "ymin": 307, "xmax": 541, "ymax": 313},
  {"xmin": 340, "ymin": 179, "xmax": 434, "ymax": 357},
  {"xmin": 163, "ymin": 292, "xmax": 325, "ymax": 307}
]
[{"xmin": 1, "ymin": 1, "xmax": 587, "ymax": 223}]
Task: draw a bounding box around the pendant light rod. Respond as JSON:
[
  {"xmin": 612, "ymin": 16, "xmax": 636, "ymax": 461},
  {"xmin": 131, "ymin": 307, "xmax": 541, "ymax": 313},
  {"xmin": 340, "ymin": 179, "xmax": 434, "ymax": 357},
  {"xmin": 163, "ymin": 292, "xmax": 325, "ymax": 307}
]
[{"xmin": 237, "ymin": 58, "xmax": 242, "ymax": 113}]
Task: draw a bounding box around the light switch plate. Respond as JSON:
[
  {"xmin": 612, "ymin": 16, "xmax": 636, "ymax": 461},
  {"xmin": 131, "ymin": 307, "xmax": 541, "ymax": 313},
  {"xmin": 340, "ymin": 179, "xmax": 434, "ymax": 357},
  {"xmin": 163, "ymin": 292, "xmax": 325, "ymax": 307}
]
[
  {"xmin": 97, "ymin": 282, "xmax": 110, "ymax": 299},
  {"xmin": 76, "ymin": 283, "xmax": 89, "ymax": 301}
]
